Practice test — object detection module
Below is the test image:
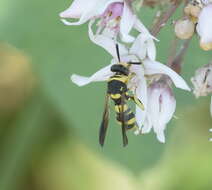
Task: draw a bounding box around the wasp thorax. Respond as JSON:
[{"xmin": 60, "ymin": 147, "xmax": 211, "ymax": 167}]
[{"xmin": 174, "ymin": 19, "xmax": 195, "ymax": 39}]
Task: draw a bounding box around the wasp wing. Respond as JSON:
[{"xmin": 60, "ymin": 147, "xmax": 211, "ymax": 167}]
[
  {"xmin": 99, "ymin": 94, "xmax": 110, "ymax": 147},
  {"xmin": 120, "ymin": 93, "xmax": 128, "ymax": 147}
]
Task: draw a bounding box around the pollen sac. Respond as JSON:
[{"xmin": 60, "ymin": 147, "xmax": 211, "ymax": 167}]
[
  {"xmin": 174, "ymin": 19, "xmax": 195, "ymax": 40},
  {"xmin": 191, "ymin": 63, "xmax": 212, "ymax": 97}
]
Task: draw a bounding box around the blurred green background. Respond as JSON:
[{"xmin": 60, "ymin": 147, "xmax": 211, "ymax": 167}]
[{"xmin": 0, "ymin": 0, "xmax": 212, "ymax": 190}]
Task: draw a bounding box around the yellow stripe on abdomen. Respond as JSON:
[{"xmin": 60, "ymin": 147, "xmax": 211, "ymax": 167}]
[
  {"xmin": 126, "ymin": 117, "xmax": 136, "ymax": 125},
  {"xmin": 114, "ymin": 104, "xmax": 128, "ymax": 112},
  {"xmin": 110, "ymin": 94, "xmax": 121, "ymax": 99}
]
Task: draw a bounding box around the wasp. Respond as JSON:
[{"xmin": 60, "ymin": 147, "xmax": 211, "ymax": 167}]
[{"xmin": 99, "ymin": 44, "xmax": 144, "ymax": 147}]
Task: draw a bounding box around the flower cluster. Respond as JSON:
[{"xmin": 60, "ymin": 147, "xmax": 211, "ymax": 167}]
[{"xmin": 59, "ymin": 0, "xmax": 193, "ymax": 143}]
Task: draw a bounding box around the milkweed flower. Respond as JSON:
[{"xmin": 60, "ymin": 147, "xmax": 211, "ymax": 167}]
[
  {"xmin": 70, "ymin": 33, "xmax": 190, "ymax": 142},
  {"xmin": 60, "ymin": 0, "xmax": 157, "ymax": 60},
  {"xmin": 71, "ymin": 55, "xmax": 190, "ymax": 142},
  {"xmin": 133, "ymin": 59, "xmax": 190, "ymax": 143},
  {"xmin": 191, "ymin": 63, "xmax": 212, "ymax": 97},
  {"xmin": 196, "ymin": 3, "xmax": 212, "ymax": 51},
  {"xmin": 191, "ymin": 63, "xmax": 212, "ymax": 115},
  {"xmin": 138, "ymin": 80, "xmax": 176, "ymax": 143}
]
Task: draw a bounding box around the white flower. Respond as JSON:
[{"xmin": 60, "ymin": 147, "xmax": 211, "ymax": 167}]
[
  {"xmin": 140, "ymin": 81, "xmax": 176, "ymax": 143},
  {"xmin": 129, "ymin": 32, "xmax": 156, "ymax": 61},
  {"xmin": 134, "ymin": 59, "xmax": 190, "ymax": 143},
  {"xmin": 191, "ymin": 63, "xmax": 212, "ymax": 97},
  {"xmin": 71, "ymin": 57, "xmax": 190, "ymax": 143},
  {"xmin": 89, "ymin": 21, "xmax": 157, "ymax": 60},
  {"xmin": 60, "ymin": 0, "xmax": 157, "ymax": 59},
  {"xmin": 191, "ymin": 63, "xmax": 212, "ymax": 119},
  {"xmin": 196, "ymin": 4, "xmax": 212, "ymax": 50}
]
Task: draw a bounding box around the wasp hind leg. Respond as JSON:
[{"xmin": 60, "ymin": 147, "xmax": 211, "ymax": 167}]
[{"xmin": 127, "ymin": 95, "xmax": 144, "ymax": 111}]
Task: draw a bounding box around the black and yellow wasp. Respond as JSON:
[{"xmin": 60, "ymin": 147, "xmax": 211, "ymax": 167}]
[{"xmin": 99, "ymin": 44, "xmax": 144, "ymax": 147}]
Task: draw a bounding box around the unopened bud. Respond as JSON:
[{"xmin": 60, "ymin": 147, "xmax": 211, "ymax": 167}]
[
  {"xmin": 175, "ymin": 19, "xmax": 195, "ymax": 40},
  {"xmin": 184, "ymin": 4, "xmax": 201, "ymax": 21}
]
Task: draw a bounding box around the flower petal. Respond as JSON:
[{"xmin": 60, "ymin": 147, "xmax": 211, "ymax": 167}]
[
  {"xmin": 129, "ymin": 65, "xmax": 148, "ymax": 127},
  {"xmin": 143, "ymin": 59, "xmax": 191, "ymax": 91},
  {"xmin": 60, "ymin": 0, "xmax": 123, "ymax": 26},
  {"xmin": 120, "ymin": 2, "xmax": 136, "ymax": 43},
  {"xmin": 147, "ymin": 38, "xmax": 156, "ymax": 60},
  {"xmin": 71, "ymin": 75, "xmax": 91, "ymax": 86},
  {"xmin": 95, "ymin": 0, "xmax": 124, "ymax": 16},
  {"xmin": 156, "ymin": 129, "xmax": 166, "ymax": 143},
  {"xmin": 60, "ymin": 0, "xmax": 93, "ymax": 18},
  {"xmin": 60, "ymin": 0, "xmax": 99, "ymax": 25},
  {"xmin": 129, "ymin": 33, "xmax": 148, "ymax": 60},
  {"xmin": 154, "ymin": 90, "xmax": 176, "ymax": 143},
  {"xmin": 88, "ymin": 20, "xmax": 128, "ymax": 58},
  {"xmin": 197, "ymin": 4, "xmax": 212, "ymax": 44},
  {"xmin": 134, "ymin": 19, "xmax": 159, "ymax": 41},
  {"xmin": 142, "ymin": 117, "xmax": 152, "ymax": 134},
  {"xmin": 147, "ymin": 86, "xmax": 160, "ymax": 130},
  {"xmin": 158, "ymin": 90, "xmax": 176, "ymax": 127},
  {"xmin": 71, "ymin": 63, "xmax": 114, "ymax": 86},
  {"xmin": 147, "ymin": 87, "xmax": 165, "ymax": 142},
  {"xmin": 135, "ymin": 79, "xmax": 147, "ymax": 127},
  {"xmin": 133, "ymin": 19, "xmax": 158, "ymax": 60},
  {"xmin": 129, "ymin": 32, "xmax": 156, "ymax": 60}
]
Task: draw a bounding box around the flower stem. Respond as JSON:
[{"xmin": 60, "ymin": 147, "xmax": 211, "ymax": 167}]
[
  {"xmin": 150, "ymin": 0, "xmax": 181, "ymax": 36},
  {"xmin": 168, "ymin": 39, "xmax": 191, "ymax": 74}
]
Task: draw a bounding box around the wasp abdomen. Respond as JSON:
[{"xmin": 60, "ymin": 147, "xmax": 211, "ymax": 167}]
[{"xmin": 113, "ymin": 99, "xmax": 137, "ymax": 130}]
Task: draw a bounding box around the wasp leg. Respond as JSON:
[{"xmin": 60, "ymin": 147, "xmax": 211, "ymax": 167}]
[
  {"xmin": 128, "ymin": 95, "xmax": 145, "ymax": 111},
  {"xmin": 127, "ymin": 73, "xmax": 136, "ymax": 81}
]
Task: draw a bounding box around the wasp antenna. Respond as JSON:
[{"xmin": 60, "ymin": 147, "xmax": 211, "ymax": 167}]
[
  {"xmin": 115, "ymin": 44, "xmax": 121, "ymax": 62},
  {"xmin": 128, "ymin": 61, "xmax": 142, "ymax": 65}
]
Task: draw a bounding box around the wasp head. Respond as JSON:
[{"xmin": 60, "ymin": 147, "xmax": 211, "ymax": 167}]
[{"xmin": 111, "ymin": 62, "xmax": 129, "ymax": 75}]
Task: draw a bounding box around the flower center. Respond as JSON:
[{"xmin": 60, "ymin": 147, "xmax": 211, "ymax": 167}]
[{"xmin": 101, "ymin": 2, "xmax": 124, "ymax": 30}]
